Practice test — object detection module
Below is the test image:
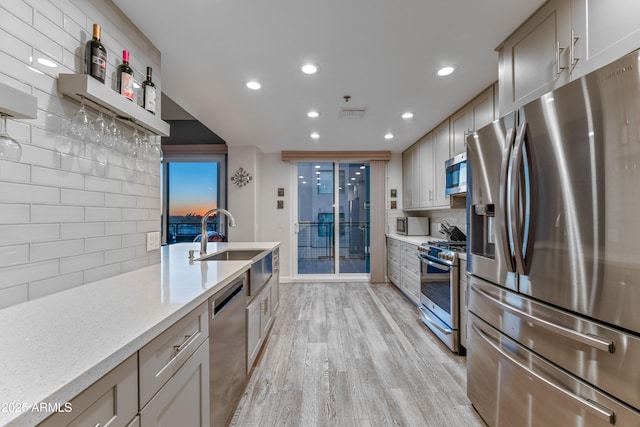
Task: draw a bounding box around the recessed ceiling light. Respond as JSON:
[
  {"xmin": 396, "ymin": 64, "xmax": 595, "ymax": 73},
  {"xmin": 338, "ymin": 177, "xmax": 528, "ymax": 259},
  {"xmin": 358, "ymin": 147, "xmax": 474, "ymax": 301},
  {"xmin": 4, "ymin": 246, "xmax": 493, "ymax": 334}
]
[
  {"xmin": 401, "ymin": 112, "xmax": 414, "ymax": 119},
  {"xmin": 301, "ymin": 63, "xmax": 319, "ymax": 74},
  {"xmin": 437, "ymin": 66, "xmax": 455, "ymax": 76},
  {"xmin": 310, "ymin": 132, "xmax": 320, "ymax": 140},
  {"xmin": 307, "ymin": 111, "xmax": 320, "ymax": 118},
  {"xmin": 384, "ymin": 132, "xmax": 394, "ymax": 140},
  {"xmin": 299, "ymin": 175, "xmax": 304, "ymax": 179},
  {"xmin": 37, "ymin": 57, "xmax": 57, "ymax": 68},
  {"xmin": 246, "ymin": 80, "xmax": 261, "ymax": 90}
]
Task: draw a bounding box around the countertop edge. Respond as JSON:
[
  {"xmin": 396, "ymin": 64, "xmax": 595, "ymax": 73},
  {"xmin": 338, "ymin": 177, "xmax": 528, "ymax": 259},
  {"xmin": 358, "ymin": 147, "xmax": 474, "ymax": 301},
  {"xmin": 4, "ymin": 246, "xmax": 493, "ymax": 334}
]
[{"xmin": 0, "ymin": 241, "xmax": 278, "ymax": 426}]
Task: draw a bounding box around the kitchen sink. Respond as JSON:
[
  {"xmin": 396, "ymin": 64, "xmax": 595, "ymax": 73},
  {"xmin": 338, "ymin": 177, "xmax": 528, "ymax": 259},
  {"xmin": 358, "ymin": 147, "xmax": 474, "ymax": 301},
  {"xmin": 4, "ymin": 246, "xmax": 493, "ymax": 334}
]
[{"xmin": 199, "ymin": 249, "xmax": 265, "ymax": 261}]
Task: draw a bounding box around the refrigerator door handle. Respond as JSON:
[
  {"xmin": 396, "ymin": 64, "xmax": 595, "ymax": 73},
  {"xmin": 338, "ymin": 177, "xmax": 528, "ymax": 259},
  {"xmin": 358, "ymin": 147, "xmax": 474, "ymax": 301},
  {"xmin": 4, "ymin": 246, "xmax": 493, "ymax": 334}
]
[
  {"xmin": 472, "ymin": 285, "xmax": 615, "ymax": 353},
  {"xmin": 472, "ymin": 322, "xmax": 616, "ymax": 425},
  {"xmin": 510, "ymin": 122, "xmax": 528, "ymax": 275},
  {"xmin": 499, "ymin": 127, "xmax": 517, "ymax": 272}
]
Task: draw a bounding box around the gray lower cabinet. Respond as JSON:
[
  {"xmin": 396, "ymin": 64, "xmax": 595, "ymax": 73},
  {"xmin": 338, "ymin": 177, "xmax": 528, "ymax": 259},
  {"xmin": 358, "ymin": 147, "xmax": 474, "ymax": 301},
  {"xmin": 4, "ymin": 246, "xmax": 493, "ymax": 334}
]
[
  {"xmin": 140, "ymin": 339, "xmax": 210, "ymax": 427},
  {"xmin": 387, "ymin": 237, "xmax": 420, "ymax": 305},
  {"xmin": 37, "ymin": 353, "xmax": 138, "ymax": 427},
  {"xmin": 247, "ymin": 278, "xmax": 274, "ymax": 370}
]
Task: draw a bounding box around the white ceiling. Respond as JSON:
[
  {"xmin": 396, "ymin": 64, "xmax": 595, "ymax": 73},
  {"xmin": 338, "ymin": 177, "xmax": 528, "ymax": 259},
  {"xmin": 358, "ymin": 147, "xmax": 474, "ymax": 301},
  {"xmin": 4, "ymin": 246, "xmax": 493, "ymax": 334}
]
[{"xmin": 113, "ymin": 0, "xmax": 545, "ymax": 154}]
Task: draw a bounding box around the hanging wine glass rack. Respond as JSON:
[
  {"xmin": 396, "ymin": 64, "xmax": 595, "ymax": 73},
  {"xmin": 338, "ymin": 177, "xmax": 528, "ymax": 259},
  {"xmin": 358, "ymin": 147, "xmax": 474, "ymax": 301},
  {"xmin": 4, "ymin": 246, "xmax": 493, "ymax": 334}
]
[{"xmin": 57, "ymin": 73, "xmax": 170, "ymax": 137}]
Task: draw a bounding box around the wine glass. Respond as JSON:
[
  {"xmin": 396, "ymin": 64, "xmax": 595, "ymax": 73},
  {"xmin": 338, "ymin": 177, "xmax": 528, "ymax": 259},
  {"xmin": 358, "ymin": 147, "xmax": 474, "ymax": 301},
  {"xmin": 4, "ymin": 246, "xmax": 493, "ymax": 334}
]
[
  {"xmin": 70, "ymin": 98, "xmax": 93, "ymax": 142},
  {"xmin": 92, "ymin": 108, "xmax": 107, "ymax": 146},
  {"xmin": 0, "ymin": 114, "xmax": 23, "ymax": 161},
  {"xmin": 124, "ymin": 128, "xmax": 141, "ymax": 170}
]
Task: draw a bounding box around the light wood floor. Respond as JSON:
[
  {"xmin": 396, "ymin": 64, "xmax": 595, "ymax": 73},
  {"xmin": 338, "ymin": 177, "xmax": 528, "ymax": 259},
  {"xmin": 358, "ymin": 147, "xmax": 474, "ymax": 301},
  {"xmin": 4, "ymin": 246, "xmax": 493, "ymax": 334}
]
[{"xmin": 232, "ymin": 281, "xmax": 486, "ymax": 427}]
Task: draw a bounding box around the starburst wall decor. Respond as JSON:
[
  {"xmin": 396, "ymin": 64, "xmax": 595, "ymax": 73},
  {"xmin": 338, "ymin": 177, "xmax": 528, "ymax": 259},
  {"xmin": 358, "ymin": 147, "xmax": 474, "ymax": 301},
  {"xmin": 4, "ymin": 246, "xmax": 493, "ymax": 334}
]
[{"xmin": 230, "ymin": 167, "xmax": 253, "ymax": 188}]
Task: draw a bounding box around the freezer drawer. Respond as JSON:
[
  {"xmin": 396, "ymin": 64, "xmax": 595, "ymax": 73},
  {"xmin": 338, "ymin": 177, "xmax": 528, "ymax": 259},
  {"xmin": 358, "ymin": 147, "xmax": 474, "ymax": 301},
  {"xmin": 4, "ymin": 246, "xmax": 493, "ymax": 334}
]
[
  {"xmin": 468, "ymin": 312, "xmax": 640, "ymax": 426},
  {"xmin": 468, "ymin": 275, "xmax": 640, "ymax": 412}
]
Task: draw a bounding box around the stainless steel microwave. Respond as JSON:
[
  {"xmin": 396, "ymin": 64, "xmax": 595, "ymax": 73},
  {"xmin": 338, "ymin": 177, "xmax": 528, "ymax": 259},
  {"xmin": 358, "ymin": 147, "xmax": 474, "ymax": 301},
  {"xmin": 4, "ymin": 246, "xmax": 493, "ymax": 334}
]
[
  {"xmin": 445, "ymin": 152, "xmax": 467, "ymax": 195},
  {"xmin": 397, "ymin": 217, "xmax": 429, "ymax": 236}
]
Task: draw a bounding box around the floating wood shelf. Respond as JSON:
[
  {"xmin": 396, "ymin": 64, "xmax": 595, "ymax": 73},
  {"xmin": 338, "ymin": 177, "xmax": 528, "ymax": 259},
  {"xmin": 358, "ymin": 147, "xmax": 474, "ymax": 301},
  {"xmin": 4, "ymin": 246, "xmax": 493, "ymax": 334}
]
[{"xmin": 57, "ymin": 73, "xmax": 170, "ymax": 136}]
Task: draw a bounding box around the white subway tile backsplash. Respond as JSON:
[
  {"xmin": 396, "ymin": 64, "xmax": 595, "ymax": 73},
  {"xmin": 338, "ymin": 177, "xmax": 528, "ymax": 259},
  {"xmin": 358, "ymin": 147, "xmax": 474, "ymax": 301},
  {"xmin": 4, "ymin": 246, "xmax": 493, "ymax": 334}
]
[
  {"xmin": 31, "ymin": 238, "xmax": 84, "ymax": 261},
  {"xmin": 0, "ymin": 203, "xmax": 30, "ymax": 223},
  {"xmin": 85, "ymin": 175, "xmax": 121, "ymax": 193},
  {"xmin": 0, "ymin": 26, "xmax": 32, "ymax": 63},
  {"xmin": 31, "ymin": 165, "xmax": 84, "ymax": 189},
  {"xmin": 0, "ymin": 182, "xmax": 60, "ymax": 203},
  {"xmin": 28, "ymin": 272, "xmax": 83, "ymax": 300},
  {"xmin": 0, "ymin": 1, "xmax": 34, "ymax": 25},
  {"xmin": 60, "ymin": 251, "xmax": 103, "ymax": 274},
  {"xmin": 0, "ymin": 245, "xmax": 30, "ymax": 267},
  {"xmin": 85, "ymin": 206, "xmax": 121, "ymax": 222},
  {"xmin": 105, "ymin": 221, "xmax": 136, "ymax": 236},
  {"xmin": 60, "ymin": 222, "xmax": 105, "ymax": 239},
  {"xmin": 0, "ymin": 259, "xmax": 59, "ymax": 289},
  {"xmin": 0, "ymin": 160, "xmax": 31, "ymax": 183},
  {"xmin": 0, "ymin": 224, "xmax": 60, "ymax": 246},
  {"xmin": 32, "ymin": 204, "xmax": 84, "ymax": 223},
  {"xmin": 61, "ymin": 188, "xmax": 105, "ymax": 206},
  {"xmin": 0, "ymin": 0, "xmax": 162, "ymax": 309},
  {"xmin": 85, "ymin": 235, "xmax": 121, "ymax": 253},
  {"xmin": 84, "ymin": 262, "xmax": 121, "ymax": 284},
  {"xmin": 122, "ymin": 208, "xmax": 147, "ymax": 221},
  {"xmin": 105, "ymin": 246, "xmax": 135, "ymax": 264},
  {"xmin": 122, "ymin": 232, "xmax": 145, "ymax": 248},
  {"xmin": 0, "ymin": 285, "xmax": 29, "ymax": 309},
  {"xmin": 105, "ymin": 193, "xmax": 136, "ymax": 208}
]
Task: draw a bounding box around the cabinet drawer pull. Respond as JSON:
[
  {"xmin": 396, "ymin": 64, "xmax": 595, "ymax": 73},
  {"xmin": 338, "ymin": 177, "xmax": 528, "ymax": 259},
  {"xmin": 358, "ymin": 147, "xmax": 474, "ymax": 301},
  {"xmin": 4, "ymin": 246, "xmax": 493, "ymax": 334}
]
[{"xmin": 173, "ymin": 334, "xmax": 194, "ymax": 356}]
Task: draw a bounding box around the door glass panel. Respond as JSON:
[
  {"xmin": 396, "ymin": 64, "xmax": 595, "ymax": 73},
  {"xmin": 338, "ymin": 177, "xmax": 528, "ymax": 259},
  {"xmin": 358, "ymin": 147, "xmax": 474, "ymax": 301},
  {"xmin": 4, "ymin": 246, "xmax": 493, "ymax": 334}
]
[
  {"xmin": 339, "ymin": 163, "xmax": 370, "ymax": 273},
  {"xmin": 297, "ymin": 162, "xmax": 335, "ymax": 274},
  {"xmin": 167, "ymin": 162, "xmax": 220, "ymax": 243}
]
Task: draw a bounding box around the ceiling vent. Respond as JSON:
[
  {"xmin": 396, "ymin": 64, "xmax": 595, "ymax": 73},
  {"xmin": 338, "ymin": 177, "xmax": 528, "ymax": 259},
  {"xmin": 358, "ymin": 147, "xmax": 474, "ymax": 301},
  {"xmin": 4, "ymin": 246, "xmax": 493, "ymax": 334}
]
[{"xmin": 339, "ymin": 107, "xmax": 367, "ymax": 119}]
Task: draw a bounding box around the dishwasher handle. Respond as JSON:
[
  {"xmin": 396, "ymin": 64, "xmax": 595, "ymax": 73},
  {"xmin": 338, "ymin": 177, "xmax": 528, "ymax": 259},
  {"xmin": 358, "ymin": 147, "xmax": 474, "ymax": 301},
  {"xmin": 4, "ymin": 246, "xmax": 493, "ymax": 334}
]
[{"xmin": 213, "ymin": 279, "xmax": 245, "ymax": 316}]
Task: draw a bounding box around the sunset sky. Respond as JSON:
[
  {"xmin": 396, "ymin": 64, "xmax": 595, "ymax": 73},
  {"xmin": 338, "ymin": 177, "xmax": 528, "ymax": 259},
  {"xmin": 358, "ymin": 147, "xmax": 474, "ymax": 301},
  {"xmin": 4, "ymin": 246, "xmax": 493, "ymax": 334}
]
[{"xmin": 169, "ymin": 162, "xmax": 218, "ymax": 216}]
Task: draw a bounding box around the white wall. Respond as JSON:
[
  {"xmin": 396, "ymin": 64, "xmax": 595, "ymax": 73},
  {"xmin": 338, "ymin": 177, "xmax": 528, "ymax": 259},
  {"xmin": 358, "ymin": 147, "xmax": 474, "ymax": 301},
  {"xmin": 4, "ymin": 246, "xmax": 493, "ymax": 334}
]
[
  {"xmin": 227, "ymin": 145, "xmax": 260, "ymax": 242},
  {"xmin": 0, "ymin": 0, "xmax": 162, "ymax": 309}
]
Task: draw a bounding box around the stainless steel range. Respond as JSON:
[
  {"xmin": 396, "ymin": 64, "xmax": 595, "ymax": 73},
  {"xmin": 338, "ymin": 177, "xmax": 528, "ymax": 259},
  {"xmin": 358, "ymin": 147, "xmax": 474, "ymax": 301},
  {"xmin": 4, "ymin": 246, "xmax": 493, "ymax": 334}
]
[{"xmin": 418, "ymin": 241, "xmax": 466, "ymax": 353}]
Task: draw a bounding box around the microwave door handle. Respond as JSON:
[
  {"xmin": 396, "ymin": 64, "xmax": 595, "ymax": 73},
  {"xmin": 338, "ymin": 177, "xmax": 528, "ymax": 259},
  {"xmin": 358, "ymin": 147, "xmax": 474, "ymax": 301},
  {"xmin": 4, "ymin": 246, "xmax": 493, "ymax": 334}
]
[{"xmin": 500, "ymin": 127, "xmax": 517, "ymax": 272}]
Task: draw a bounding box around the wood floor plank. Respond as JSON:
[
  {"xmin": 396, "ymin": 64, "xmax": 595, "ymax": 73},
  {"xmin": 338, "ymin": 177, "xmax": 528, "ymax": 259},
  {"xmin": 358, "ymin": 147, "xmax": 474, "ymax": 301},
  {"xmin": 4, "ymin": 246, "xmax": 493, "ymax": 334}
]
[{"xmin": 232, "ymin": 281, "xmax": 486, "ymax": 427}]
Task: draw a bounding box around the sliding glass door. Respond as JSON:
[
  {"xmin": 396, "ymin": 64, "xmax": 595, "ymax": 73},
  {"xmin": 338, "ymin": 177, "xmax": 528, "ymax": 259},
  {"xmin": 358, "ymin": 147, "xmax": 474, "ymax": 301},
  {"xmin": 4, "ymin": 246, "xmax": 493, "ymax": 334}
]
[{"xmin": 295, "ymin": 161, "xmax": 370, "ymax": 276}]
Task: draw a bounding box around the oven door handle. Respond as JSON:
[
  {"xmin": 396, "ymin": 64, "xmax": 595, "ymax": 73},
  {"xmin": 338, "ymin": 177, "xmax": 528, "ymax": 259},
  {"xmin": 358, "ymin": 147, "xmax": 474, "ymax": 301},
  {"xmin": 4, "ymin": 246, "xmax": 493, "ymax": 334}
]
[
  {"xmin": 424, "ymin": 260, "xmax": 450, "ymax": 272},
  {"xmin": 420, "ymin": 254, "xmax": 451, "ymax": 269},
  {"xmin": 419, "ymin": 306, "xmax": 453, "ymax": 335}
]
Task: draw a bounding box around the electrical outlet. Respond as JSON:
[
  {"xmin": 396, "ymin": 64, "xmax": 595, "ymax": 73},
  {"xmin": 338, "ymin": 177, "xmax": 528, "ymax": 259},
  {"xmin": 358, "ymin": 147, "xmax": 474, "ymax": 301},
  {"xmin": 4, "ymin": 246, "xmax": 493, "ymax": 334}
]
[{"xmin": 146, "ymin": 231, "xmax": 160, "ymax": 251}]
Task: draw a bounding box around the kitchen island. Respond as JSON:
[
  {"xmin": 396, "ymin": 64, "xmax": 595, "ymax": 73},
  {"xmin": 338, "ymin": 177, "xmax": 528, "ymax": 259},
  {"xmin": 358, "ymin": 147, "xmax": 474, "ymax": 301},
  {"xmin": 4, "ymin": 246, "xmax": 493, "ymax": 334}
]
[{"xmin": 0, "ymin": 241, "xmax": 279, "ymax": 427}]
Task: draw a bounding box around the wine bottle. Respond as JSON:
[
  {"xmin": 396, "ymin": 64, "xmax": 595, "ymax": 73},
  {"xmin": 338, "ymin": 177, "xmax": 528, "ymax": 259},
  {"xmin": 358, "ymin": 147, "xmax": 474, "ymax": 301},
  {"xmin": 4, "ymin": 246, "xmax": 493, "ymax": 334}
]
[
  {"xmin": 85, "ymin": 24, "xmax": 107, "ymax": 83},
  {"xmin": 117, "ymin": 50, "xmax": 135, "ymax": 101},
  {"xmin": 142, "ymin": 66, "xmax": 157, "ymax": 114}
]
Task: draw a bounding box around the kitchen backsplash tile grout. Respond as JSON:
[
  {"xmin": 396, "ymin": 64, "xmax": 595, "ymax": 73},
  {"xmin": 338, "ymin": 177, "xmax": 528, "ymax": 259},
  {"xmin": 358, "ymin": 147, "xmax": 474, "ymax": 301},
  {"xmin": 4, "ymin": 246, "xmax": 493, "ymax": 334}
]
[{"xmin": 0, "ymin": 0, "xmax": 162, "ymax": 310}]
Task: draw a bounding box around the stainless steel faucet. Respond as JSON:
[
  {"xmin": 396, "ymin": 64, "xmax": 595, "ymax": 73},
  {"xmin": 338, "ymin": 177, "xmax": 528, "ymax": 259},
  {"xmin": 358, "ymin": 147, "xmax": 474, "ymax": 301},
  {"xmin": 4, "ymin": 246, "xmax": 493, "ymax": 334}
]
[{"xmin": 200, "ymin": 208, "xmax": 237, "ymax": 254}]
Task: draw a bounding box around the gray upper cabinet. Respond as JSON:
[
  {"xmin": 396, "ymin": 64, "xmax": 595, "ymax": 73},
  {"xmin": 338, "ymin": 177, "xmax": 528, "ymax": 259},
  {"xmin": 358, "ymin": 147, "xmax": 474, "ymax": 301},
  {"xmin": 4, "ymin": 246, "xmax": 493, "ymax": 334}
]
[
  {"xmin": 498, "ymin": 0, "xmax": 640, "ymax": 115},
  {"xmin": 402, "ymin": 142, "xmax": 421, "ymax": 209},
  {"xmin": 570, "ymin": 0, "xmax": 640, "ymax": 78},
  {"xmin": 432, "ymin": 120, "xmax": 451, "ymax": 208},
  {"xmin": 497, "ymin": 0, "xmax": 571, "ymax": 115},
  {"xmin": 451, "ymin": 86, "xmax": 495, "ymax": 156}
]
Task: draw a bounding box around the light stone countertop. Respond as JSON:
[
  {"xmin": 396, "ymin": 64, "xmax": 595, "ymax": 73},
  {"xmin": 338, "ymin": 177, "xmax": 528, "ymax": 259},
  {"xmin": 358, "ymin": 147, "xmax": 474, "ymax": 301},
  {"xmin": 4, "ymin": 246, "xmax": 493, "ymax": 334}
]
[{"xmin": 0, "ymin": 241, "xmax": 279, "ymax": 427}]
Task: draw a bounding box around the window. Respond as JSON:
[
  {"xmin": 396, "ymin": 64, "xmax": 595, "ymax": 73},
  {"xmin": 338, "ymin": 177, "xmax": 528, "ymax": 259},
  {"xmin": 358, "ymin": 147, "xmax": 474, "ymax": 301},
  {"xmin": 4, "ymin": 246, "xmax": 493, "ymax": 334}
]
[{"xmin": 161, "ymin": 152, "xmax": 226, "ymax": 245}]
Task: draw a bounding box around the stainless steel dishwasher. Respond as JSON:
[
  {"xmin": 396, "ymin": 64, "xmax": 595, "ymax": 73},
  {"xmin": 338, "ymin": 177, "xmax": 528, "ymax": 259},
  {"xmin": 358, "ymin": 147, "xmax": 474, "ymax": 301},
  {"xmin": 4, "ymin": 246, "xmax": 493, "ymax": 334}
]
[{"xmin": 209, "ymin": 274, "xmax": 247, "ymax": 427}]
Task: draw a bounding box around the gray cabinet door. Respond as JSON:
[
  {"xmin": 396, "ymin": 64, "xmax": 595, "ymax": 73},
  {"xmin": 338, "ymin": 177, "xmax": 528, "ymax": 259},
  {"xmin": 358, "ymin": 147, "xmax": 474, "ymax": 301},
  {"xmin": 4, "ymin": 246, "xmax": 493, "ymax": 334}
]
[
  {"xmin": 418, "ymin": 133, "xmax": 433, "ymax": 207},
  {"xmin": 140, "ymin": 339, "xmax": 210, "ymax": 427},
  {"xmin": 498, "ymin": 0, "xmax": 571, "ymax": 115},
  {"xmin": 570, "ymin": 0, "xmax": 640, "ymax": 78},
  {"xmin": 432, "ymin": 120, "xmax": 451, "ymax": 208}
]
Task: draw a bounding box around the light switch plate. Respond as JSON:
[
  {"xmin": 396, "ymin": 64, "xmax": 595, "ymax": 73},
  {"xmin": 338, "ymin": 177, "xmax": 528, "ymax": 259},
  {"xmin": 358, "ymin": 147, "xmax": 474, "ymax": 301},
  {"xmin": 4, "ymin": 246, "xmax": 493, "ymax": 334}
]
[{"xmin": 146, "ymin": 231, "xmax": 160, "ymax": 251}]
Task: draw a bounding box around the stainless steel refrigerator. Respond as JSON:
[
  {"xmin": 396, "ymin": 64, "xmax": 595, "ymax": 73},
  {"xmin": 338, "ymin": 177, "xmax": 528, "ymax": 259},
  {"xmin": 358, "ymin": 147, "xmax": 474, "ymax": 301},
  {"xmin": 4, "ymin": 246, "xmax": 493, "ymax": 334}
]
[{"xmin": 466, "ymin": 50, "xmax": 640, "ymax": 426}]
